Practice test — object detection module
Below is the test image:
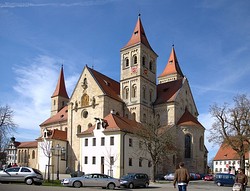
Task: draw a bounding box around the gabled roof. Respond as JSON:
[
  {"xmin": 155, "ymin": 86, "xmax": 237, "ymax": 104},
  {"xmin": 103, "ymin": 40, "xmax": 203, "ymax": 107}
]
[
  {"xmin": 79, "ymin": 113, "xmax": 141, "ymax": 135},
  {"xmin": 18, "ymin": 141, "xmax": 37, "ymax": 148},
  {"xmin": 51, "ymin": 65, "xmax": 69, "ymax": 99},
  {"xmin": 214, "ymin": 143, "xmax": 249, "ymax": 161},
  {"xmin": 121, "ymin": 15, "xmax": 156, "ymax": 54},
  {"xmin": 177, "ymin": 108, "xmax": 203, "ymax": 128},
  {"xmin": 36, "ymin": 129, "xmax": 67, "ymax": 141},
  {"xmin": 158, "ymin": 47, "xmax": 184, "ymax": 78},
  {"xmin": 154, "ymin": 79, "xmax": 183, "ymax": 105},
  {"xmin": 88, "ymin": 66, "xmax": 122, "ymax": 102},
  {"xmin": 40, "ymin": 105, "xmax": 68, "ymax": 126}
]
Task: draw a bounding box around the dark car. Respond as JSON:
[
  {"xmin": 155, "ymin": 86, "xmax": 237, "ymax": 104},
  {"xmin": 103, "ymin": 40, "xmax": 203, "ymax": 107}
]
[
  {"xmin": 214, "ymin": 173, "xmax": 235, "ymax": 186},
  {"xmin": 0, "ymin": 166, "xmax": 43, "ymax": 185},
  {"xmin": 120, "ymin": 173, "xmax": 149, "ymax": 188}
]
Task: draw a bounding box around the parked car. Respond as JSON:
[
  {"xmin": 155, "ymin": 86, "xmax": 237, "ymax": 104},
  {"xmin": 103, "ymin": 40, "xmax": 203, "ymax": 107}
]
[
  {"xmin": 61, "ymin": 173, "xmax": 120, "ymax": 189},
  {"xmin": 120, "ymin": 173, "xmax": 149, "ymax": 188},
  {"xmin": 0, "ymin": 166, "xmax": 43, "ymax": 185},
  {"xmin": 164, "ymin": 173, "xmax": 175, "ymax": 181},
  {"xmin": 214, "ymin": 173, "xmax": 235, "ymax": 186},
  {"xmin": 204, "ymin": 174, "xmax": 214, "ymax": 181}
]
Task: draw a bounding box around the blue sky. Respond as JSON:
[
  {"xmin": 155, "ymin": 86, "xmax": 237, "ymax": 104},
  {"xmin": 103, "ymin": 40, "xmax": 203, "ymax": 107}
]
[{"xmin": 0, "ymin": 0, "xmax": 250, "ymax": 161}]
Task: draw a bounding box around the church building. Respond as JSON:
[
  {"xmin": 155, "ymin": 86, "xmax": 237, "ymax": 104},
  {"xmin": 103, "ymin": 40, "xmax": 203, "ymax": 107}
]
[{"xmin": 37, "ymin": 15, "xmax": 207, "ymax": 178}]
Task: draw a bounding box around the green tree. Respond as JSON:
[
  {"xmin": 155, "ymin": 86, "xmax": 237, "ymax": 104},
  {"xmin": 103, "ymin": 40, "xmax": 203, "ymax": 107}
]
[{"xmin": 208, "ymin": 94, "xmax": 250, "ymax": 171}]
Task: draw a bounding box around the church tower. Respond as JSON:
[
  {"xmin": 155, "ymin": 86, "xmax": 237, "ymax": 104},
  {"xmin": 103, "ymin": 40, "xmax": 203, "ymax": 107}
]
[
  {"xmin": 51, "ymin": 65, "xmax": 69, "ymax": 116},
  {"xmin": 158, "ymin": 46, "xmax": 184, "ymax": 83},
  {"xmin": 120, "ymin": 15, "xmax": 158, "ymax": 123}
]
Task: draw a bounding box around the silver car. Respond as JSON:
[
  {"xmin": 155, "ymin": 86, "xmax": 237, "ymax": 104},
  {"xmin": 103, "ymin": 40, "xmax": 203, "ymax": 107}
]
[
  {"xmin": 61, "ymin": 173, "xmax": 120, "ymax": 189},
  {"xmin": 0, "ymin": 167, "xmax": 43, "ymax": 185}
]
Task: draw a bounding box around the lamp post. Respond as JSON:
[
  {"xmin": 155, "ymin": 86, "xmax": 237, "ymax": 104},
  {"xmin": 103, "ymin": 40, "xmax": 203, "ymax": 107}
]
[{"xmin": 50, "ymin": 144, "xmax": 66, "ymax": 180}]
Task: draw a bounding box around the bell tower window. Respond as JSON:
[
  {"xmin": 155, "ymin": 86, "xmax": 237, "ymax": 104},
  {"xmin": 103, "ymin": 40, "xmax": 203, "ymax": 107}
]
[
  {"xmin": 133, "ymin": 55, "xmax": 137, "ymax": 65},
  {"xmin": 125, "ymin": 58, "xmax": 129, "ymax": 67}
]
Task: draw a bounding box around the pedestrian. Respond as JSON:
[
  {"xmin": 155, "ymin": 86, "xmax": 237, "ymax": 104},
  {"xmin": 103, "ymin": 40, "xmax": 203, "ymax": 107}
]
[
  {"xmin": 12, "ymin": 163, "xmax": 18, "ymax": 167},
  {"xmin": 235, "ymin": 168, "xmax": 248, "ymax": 191},
  {"xmin": 173, "ymin": 162, "xmax": 190, "ymax": 191},
  {"xmin": 7, "ymin": 163, "xmax": 12, "ymax": 168}
]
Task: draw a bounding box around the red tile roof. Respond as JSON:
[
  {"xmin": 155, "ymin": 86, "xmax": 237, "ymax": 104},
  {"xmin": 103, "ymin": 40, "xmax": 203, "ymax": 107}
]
[
  {"xmin": 154, "ymin": 79, "xmax": 183, "ymax": 104},
  {"xmin": 36, "ymin": 129, "xmax": 67, "ymax": 141},
  {"xmin": 51, "ymin": 65, "xmax": 69, "ymax": 99},
  {"xmin": 121, "ymin": 15, "xmax": 156, "ymax": 55},
  {"xmin": 214, "ymin": 143, "xmax": 249, "ymax": 160},
  {"xmin": 79, "ymin": 113, "xmax": 142, "ymax": 135},
  {"xmin": 88, "ymin": 66, "xmax": 122, "ymax": 102},
  {"xmin": 18, "ymin": 141, "xmax": 37, "ymax": 148},
  {"xmin": 40, "ymin": 105, "xmax": 68, "ymax": 126},
  {"xmin": 158, "ymin": 47, "xmax": 184, "ymax": 78},
  {"xmin": 177, "ymin": 108, "xmax": 203, "ymax": 128}
]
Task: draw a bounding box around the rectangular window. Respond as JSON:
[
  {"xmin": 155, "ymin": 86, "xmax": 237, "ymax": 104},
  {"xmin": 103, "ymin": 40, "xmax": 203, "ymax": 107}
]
[
  {"xmin": 110, "ymin": 156, "xmax": 114, "ymax": 165},
  {"xmin": 92, "ymin": 138, "xmax": 96, "ymax": 146},
  {"xmin": 84, "ymin": 156, "xmax": 88, "ymax": 164},
  {"xmin": 129, "ymin": 138, "xmax": 133, "ymax": 147},
  {"xmin": 85, "ymin": 138, "xmax": 88, "ymax": 146},
  {"xmin": 101, "ymin": 137, "xmax": 105, "ymax": 146},
  {"xmin": 92, "ymin": 156, "xmax": 96, "ymax": 164},
  {"xmin": 139, "ymin": 158, "xmax": 142, "ymax": 167},
  {"xmin": 129, "ymin": 158, "xmax": 132, "ymax": 166},
  {"xmin": 110, "ymin": 137, "xmax": 114, "ymax": 145}
]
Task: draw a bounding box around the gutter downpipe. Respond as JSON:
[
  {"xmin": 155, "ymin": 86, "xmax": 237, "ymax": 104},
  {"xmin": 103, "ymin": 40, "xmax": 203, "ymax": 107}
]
[{"xmin": 122, "ymin": 131, "xmax": 127, "ymax": 176}]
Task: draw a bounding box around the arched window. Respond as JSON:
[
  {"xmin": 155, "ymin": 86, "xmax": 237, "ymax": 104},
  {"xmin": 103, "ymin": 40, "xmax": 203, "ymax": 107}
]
[
  {"xmin": 142, "ymin": 56, "xmax": 146, "ymax": 66},
  {"xmin": 77, "ymin": 125, "xmax": 81, "ymax": 134},
  {"xmin": 149, "ymin": 89, "xmax": 153, "ymax": 102},
  {"xmin": 32, "ymin": 150, "xmax": 35, "ymax": 159},
  {"xmin": 132, "ymin": 84, "xmax": 137, "ymax": 98},
  {"xmin": 125, "ymin": 58, "xmax": 129, "ymax": 67},
  {"xmin": 149, "ymin": 61, "xmax": 153, "ymax": 71},
  {"xmin": 82, "ymin": 110, "xmax": 88, "ymax": 118},
  {"xmin": 133, "ymin": 55, "xmax": 137, "ymax": 65},
  {"xmin": 185, "ymin": 134, "xmax": 192, "ymax": 158},
  {"xmin": 142, "ymin": 86, "xmax": 146, "ymax": 99},
  {"xmin": 156, "ymin": 114, "xmax": 160, "ymax": 126},
  {"xmin": 132, "ymin": 112, "xmax": 136, "ymax": 120},
  {"xmin": 199, "ymin": 136, "xmax": 204, "ymax": 151},
  {"xmin": 124, "ymin": 87, "xmax": 129, "ymax": 99}
]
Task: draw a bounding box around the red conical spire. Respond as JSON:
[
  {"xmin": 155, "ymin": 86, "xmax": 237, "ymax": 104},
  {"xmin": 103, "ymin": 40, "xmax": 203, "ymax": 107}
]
[
  {"xmin": 159, "ymin": 46, "xmax": 184, "ymax": 78},
  {"xmin": 51, "ymin": 65, "xmax": 69, "ymax": 99},
  {"xmin": 122, "ymin": 14, "xmax": 154, "ymax": 52}
]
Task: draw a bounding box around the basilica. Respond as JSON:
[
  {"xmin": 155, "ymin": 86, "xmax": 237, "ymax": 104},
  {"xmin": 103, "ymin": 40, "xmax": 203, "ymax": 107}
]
[{"xmin": 10, "ymin": 15, "xmax": 208, "ymax": 178}]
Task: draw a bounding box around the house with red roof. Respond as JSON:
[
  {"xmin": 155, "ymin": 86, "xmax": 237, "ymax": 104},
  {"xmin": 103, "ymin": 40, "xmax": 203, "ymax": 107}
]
[
  {"xmin": 36, "ymin": 15, "xmax": 207, "ymax": 178},
  {"xmin": 213, "ymin": 143, "xmax": 249, "ymax": 175}
]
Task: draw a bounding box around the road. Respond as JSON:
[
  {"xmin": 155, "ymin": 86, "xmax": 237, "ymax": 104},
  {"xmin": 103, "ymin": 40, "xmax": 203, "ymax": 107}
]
[{"xmin": 0, "ymin": 181, "xmax": 243, "ymax": 191}]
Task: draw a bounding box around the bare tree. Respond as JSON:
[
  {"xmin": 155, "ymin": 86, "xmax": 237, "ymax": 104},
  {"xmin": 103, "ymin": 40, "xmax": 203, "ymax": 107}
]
[
  {"xmin": 39, "ymin": 139, "xmax": 52, "ymax": 181},
  {"xmin": 103, "ymin": 147, "xmax": 119, "ymax": 177},
  {"xmin": 134, "ymin": 121, "xmax": 176, "ymax": 182},
  {"xmin": 0, "ymin": 105, "xmax": 17, "ymax": 151},
  {"xmin": 208, "ymin": 94, "xmax": 250, "ymax": 171}
]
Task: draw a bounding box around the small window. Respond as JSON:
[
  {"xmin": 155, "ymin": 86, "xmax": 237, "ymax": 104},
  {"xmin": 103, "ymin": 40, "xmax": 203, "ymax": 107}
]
[
  {"xmin": 110, "ymin": 137, "xmax": 114, "ymax": 146},
  {"xmin": 32, "ymin": 150, "xmax": 35, "ymax": 159},
  {"xmin": 93, "ymin": 138, "xmax": 96, "ymax": 146},
  {"xmin": 129, "ymin": 138, "xmax": 133, "ymax": 147},
  {"xmin": 101, "ymin": 137, "xmax": 105, "ymax": 146},
  {"xmin": 77, "ymin": 125, "xmax": 81, "ymax": 134},
  {"xmin": 84, "ymin": 156, "xmax": 88, "ymax": 164},
  {"xmin": 125, "ymin": 58, "xmax": 129, "ymax": 67},
  {"xmin": 85, "ymin": 139, "xmax": 88, "ymax": 146},
  {"xmin": 133, "ymin": 55, "xmax": 137, "ymax": 65},
  {"xmin": 110, "ymin": 156, "xmax": 114, "ymax": 165},
  {"xmin": 139, "ymin": 158, "xmax": 142, "ymax": 167},
  {"xmin": 92, "ymin": 156, "xmax": 96, "ymax": 164},
  {"xmin": 129, "ymin": 158, "xmax": 132, "ymax": 166},
  {"xmin": 142, "ymin": 56, "xmax": 146, "ymax": 66},
  {"xmin": 149, "ymin": 61, "xmax": 153, "ymax": 71}
]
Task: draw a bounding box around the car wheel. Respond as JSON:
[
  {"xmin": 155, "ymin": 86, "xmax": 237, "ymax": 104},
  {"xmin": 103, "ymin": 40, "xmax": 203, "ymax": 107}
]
[
  {"xmin": 107, "ymin": 183, "xmax": 115, "ymax": 190},
  {"xmin": 144, "ymin": 182, "xmax": 149, "ymax": 188},
  {"xmin": 25, "ymin": 178, "xmax": 34, "ymax": 185},
  {"xmin": 217, "ymin": 182, "xmax": 221, "ymax": 186},
  {"xmin": 73, "ymin": 181, "xmax": 82, "ymax": 188},
  {"xmin": 128, "ymin": 183, "xmax": 134, "ymax": 189}
]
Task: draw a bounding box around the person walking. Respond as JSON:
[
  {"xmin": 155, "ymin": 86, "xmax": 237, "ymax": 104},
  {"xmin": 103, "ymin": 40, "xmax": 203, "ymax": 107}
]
[
  {"xmin": 235, "ymin": 168, "xmax": 248, "ymax": 191},
  {"xmin": 173, "ymin": 162, "xmax": 190, "ymax": 191}
]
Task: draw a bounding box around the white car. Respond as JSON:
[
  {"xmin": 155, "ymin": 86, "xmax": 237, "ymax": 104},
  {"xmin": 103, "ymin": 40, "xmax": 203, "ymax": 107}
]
[
  {"xmin": 0, "ymin": 167, "xmax": 43, "ymax": 185},
  {"xmin": 164, "ymin": 173, "xmax": 175, "ymax": 181},
  {"xmin": 61, "ymin": 173, "xmax": 120, "ymax": 189}
]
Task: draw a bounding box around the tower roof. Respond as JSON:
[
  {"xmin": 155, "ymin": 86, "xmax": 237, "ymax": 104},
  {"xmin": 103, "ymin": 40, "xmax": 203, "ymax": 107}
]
[
  {"xmin": 122, "ymin": 15, "xmax": 155, "ymax": 53},
  {"xmin": 159, "ymin": 46, "xmax": 184, "ymax": 78},
  {"xmin": 51, "ymin": 65, "xmax": 69, "ymax": 99}
]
